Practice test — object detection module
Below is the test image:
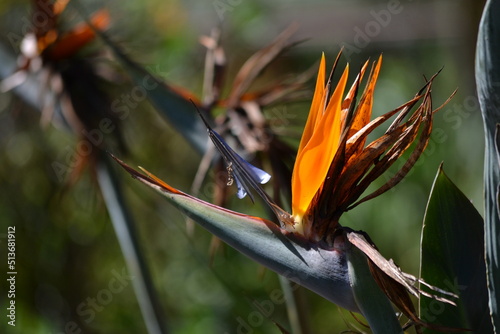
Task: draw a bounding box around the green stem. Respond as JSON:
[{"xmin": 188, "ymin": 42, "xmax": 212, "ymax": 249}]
[
  {"xmin": 96, "ymin": 155, "xmax": 169, "ymax": 334},
  {"xmin": 347, "ymin": 243, "xmax": 403, "ymax": 334},
  {"xmin": 278, "ymin": 275, "xmax": 312, "ymax": 334}
]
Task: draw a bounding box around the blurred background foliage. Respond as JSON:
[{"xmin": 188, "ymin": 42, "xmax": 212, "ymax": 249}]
[{"xmin": 0, "ymin": 0, "xmax": 487, "ymax": 333}]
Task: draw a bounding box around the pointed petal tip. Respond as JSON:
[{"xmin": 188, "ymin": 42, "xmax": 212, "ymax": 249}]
[
  {"xmin": 109, "ymin": 153, "xmax": 182, "ymax": 195},
  {"xmin": 252, "ymin": 165, "xmax": 271, "ymax": 184},
  {"xmin": 260, "ymin": 174, "xmax": 271, "ymax": 184},
  {"xmin": 233, "ymin": 176, "xmax": 250, "ymax": 200}
]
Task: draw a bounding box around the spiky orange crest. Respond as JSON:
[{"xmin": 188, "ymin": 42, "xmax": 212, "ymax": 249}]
[
  {"xmin": 291, "ymin": 54, "xmax": 381, "ymax": 232},
  {"xmin": 291, "ymin": 55, "xmax": 347, "ymax": 223}
]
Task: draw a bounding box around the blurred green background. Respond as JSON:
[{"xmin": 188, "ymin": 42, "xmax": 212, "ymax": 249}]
[{"xmin": 0, "ymin": 0, "xmax": 487, "ymax": 333}]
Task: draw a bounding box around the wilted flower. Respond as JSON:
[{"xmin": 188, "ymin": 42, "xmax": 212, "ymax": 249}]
[
  {"xmin": 138, "ymin": 24, "xmax": 311, "ymax": 250},
  {"xmin": 193, "ymin": 24, "xmax": 309, "ymax": 214},
  {"xmin": 2, "ymin": 1, "xmax": 124, "ymax": 182}
]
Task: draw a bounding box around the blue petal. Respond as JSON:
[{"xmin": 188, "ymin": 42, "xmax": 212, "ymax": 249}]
[
  {"xmin": 209, "ymin": 129, "xmax": 270, "ymax": 201},
  {"xmin": 196, "ymin": 108, "xmax": 292, "ymax": 228},
  {"xmin": 234, "ymin": 176, "xmax": 248, "ymax": 199},
  {"xmin": 232, "ymin": 149, "xmax": 271, "ymax": 185}
]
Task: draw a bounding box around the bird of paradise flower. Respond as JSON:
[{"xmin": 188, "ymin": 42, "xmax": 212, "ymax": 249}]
[{"xmin": 113, "ymin": 51, "xmax": 460, "ymax": 332}]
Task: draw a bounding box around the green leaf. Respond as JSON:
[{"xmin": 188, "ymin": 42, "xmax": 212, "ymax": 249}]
[
  {"xmin": 419, "ymin": 165, "xmax": 492, "ymax": 333},
  {"xmin": 477, "ymin": 0, "xmax": 500, "ymax": 332},
  {"xmin": 96, "ymin": 156, "xmax": 169, "ymax": 334},
  {"xmin": 347, "ymin": 244, "xmax": 403, "ymax": 334}
]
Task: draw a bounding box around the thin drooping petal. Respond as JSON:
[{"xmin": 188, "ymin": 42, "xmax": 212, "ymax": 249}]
[
  {"xmin": 226, "ymin": 23, "xmax": 299, "ymax": 108},
  {"xmin": 291, "ymin": 65, "xmax": 348, "ymax": 221},
  {"xmin": 347, "ymin": 232, "xmax": 457, "ymax": 304},
  {"xmin": 347, "ymin": 232, "xmax": 466, "ymax": 332},
  {"xmin": 347, "ymin": 80, "xmax": 447, "ymax": 211},
  {"xmin": 344, "ymin": 95, "xmax": 423, "ymax": 158}
]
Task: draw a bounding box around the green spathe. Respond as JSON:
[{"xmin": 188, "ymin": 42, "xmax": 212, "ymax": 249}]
[{"xmin": 115, "ymin": 157, "xmax": 405, "ymax": 332}]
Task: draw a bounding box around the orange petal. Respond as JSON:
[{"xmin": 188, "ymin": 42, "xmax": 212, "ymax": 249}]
[
  {"xmin": 342, "ymin": 60, "xmax": 369, "ymax": 110},
  {"xmin": 138, "ymin": 167, "xmax": 183, "ymax": 195},
  {"xmin": 296, "ymin": 53, "xmax": 326, "ymax": 154},
  {"xmin": 292, "ymin": 64, "xmax": 349, "ymax": 220},
  {"xmin": 291, "ymin": 54, "xmax": 326, "ymax": 207},
  {"xmin": 340, "ymin": 59, "xmax": 369, "ymax": 128},
  {"xmin": 348, "ymin": 55, "xmax": 382, "ymax": 149}
]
